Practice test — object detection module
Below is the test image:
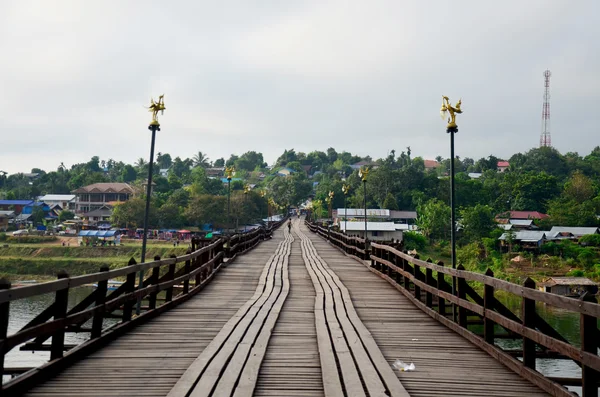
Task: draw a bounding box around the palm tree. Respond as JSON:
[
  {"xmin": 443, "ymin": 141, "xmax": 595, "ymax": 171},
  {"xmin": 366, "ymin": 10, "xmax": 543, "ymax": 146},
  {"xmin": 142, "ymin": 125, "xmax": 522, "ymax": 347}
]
[
  {"xmin": 136, "ymin": 158, "xmax": 148, "ymax": 169},
  {"xmin": 193, "ymin": 151, "xmax": 210, "ymax": 168}
]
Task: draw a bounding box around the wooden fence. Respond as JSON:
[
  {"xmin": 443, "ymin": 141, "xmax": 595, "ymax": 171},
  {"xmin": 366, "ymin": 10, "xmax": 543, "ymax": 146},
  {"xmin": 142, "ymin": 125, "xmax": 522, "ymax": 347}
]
[
  {"xmin": 307, "ymin": 221, "xmax": 600, "ymax": 397},
  {"xmin": 0, "ymin": 220, "xmax": 283, "ymax": 395}
]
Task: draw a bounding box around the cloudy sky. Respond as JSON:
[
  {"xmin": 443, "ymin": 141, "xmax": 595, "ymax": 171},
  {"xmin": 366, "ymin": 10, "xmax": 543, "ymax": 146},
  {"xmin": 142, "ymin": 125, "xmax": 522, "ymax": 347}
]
[{"xmin": 1, "ymin": 0, "xmax": 598, "ymax": 174}]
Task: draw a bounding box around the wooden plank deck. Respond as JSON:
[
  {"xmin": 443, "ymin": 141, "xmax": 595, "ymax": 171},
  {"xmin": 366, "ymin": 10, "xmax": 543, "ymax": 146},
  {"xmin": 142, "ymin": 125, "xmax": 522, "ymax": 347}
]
[
  {"xmin": 302, "ymin": 222, "xmax": 551, "ymax": 397},
  {"xmin": 23, "ymin": 233, "xmax": 285, "ymax": 397}
]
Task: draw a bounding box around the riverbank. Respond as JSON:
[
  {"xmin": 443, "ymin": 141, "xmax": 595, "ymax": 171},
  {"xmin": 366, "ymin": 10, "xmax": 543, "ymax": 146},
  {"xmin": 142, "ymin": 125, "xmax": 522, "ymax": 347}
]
[{"xmin": 0, "ymin": 244, "xmax": 189, "ymax": 281}]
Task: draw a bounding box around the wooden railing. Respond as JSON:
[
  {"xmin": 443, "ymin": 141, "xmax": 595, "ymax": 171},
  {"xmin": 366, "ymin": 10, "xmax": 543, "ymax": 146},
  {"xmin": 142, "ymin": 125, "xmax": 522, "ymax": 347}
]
[
  {"xmin": 307, "ymin": 221, "xmax": 600, "ymax": 397},
  {"xmin": 0, "ymin": 220, "xmax": 283, "ymax": 396}
]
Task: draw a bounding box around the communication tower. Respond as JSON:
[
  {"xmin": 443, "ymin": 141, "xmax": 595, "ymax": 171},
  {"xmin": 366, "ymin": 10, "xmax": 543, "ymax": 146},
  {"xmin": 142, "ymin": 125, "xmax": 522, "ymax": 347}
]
[{"xmin": 540, "ymin": 70, "xmax": 552, "ymax": 147}]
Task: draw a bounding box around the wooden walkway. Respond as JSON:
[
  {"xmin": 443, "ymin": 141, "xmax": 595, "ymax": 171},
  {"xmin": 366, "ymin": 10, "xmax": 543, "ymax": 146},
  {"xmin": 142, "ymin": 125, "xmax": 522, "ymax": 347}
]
[{"xmin": 23, "ymin": 220, "xmax": 551, "ymax": 397}]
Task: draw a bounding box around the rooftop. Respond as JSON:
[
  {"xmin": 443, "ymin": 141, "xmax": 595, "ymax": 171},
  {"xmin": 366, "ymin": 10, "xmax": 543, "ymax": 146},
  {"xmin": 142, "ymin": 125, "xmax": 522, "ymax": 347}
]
[
  {"xmin": 499, "ymin": 231, "xmax": 546, "ymax": 242},
  {"xmin": 38, "ymin": 194, "xmax": 76, "ymax": 202},
  {"xmin": 498, "ymin": 211, "xmax": 549, "ymax": 220},
  {"xmin": 336, "ymin": 209, "xmax": 390, "ymax": 217},
  {"xmin": 73, "ymin": 183, "xmax": 134, "ymax": 194},
  {"xmin": 424, "ymin": 160, "xmax": 441, "ymax": 169},
  {"xmin": 549, "ymin": 226, "xmax": 599, "ymax": 237},
  {"xmin": 541, "ymin": 277, "xmax": 597, "ymax": 286},
  {"xmin": 0, "ymin": 200, "xmax": 34, "ymax": 206},
  {"xmin": 341, "ymin": 222, "xmax": 398, "ymax": 232},
  {"xmin": 497, "ymin": 161, "xmax": 510, "ymax": 167}
]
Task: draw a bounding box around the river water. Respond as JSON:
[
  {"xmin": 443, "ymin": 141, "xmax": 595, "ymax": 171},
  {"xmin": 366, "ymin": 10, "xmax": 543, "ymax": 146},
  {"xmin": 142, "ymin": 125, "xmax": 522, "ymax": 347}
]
[{"xmin": 2, "ymin": 288, "xmax": 596, "ymax": 394}]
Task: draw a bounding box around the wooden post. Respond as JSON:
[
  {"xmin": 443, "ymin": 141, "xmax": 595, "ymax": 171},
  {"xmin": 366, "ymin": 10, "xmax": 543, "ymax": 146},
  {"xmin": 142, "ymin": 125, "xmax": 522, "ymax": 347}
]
[
  {"xmin": 483, "ymin": 268, "xmax": 495, "ymax": 345},
  {"xmin": 402, "ymin": 251, "xmax": 410, "ymax": 291},
  {"xmin": 0, "ymin": 278, "xmax": 11, "ymax": 377},
  {"xmin": 437, "ymin": 261, "xmax": 446, "ymax": 316},
  {"xmin": 91, "ymin": 266, "xmax": 109, "ymax": 339},
  {"xmin": 394, "ymin": 251, "xmax": 402, "ymax": 285},
  {"xmin": 166, "ymin": 255, "xmax": 177, "ymax": 301},
  {"xmin": 425, "ymin": 258, "xmax": 433, "ymax": 308},
  {"xmin": 580, "ymin": 292, "xmax": 598, "ymax": 397},
  {"xmin": 413, "ymin": 255, "xmax": 421, "ymax": 301},
  {"xmin": 51, "ymin": 270, "xmax": 69, "ymax": 360},
  {"xmin": 148, "ymin": 256, "xmax": 161, "ymax": 310},
  {"xmin": 456, "ymin": 264, "xmax": 467, "ymax": 328},
  {"xmin": 122, "ymin": 258, "xmax": 137, "ymax": 322},
  {"xmin": 183, "ymin": 248, "xmax": 192, "ymax": 294},
  {"xmin": 522, "ymin": 277, "xmax": 536, "ymax": 370}
]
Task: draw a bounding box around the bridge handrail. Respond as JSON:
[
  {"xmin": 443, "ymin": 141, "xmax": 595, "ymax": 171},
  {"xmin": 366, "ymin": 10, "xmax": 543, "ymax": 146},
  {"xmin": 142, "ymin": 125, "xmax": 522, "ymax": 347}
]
[
  {"xmin": 306, "ymin": 219, "xmax": 600, "ymax": 395},
  {"xmin": 0, "ymin": 219, "xmax": 285, "ymax": 393}
]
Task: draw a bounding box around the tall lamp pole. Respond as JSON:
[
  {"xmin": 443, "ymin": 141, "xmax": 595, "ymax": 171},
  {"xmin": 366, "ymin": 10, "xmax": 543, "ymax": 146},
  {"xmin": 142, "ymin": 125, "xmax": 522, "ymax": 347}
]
[
  {"xmin": 342, "ymin": 184, "xmax": 350, "ymax": 234},
  {"xmin": 359, "ymin": 167, "xmax": 369, "ymax": 250},
  {"xmin": 440, "ymin": 95, "xmax": 462, "ymax": 320},
  {"xmin": 328, "ymin": 191, "xmax": 334, "ymax": 223},
  {"xmin": 137, "ymin": 94, "xmax": 166, "ymax": 316},
  {"xmin": 225, "ymin": 166, "xmax": 234, "ymax": 234},
  {"xmin": 243, "ymin": 184, "xmax": 250, "ymax": 231}
]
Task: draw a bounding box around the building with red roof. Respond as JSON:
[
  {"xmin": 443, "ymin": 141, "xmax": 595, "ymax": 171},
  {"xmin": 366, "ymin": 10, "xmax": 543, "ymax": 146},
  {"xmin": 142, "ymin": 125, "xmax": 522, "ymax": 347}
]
[{"xmin": 497, "ymin": 161, "xmax": 510, "ymax": 172}]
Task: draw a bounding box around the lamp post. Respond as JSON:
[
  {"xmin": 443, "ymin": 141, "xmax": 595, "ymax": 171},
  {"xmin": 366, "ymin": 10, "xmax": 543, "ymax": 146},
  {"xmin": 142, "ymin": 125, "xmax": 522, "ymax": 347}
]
[
  {"xmin": 137, "ymin": 94, "xmax": 165, "ymax": 315},
  {"xmin": 440, "ymin": 95, "xmax": 463, "ymax": 320},
  {"xmin": 243, "ymin": 184, "xmax": 250, "ymax": 231},
  {"xmin": 225, "ymin": 166, "xmax": 234, "ymax": 234},
  {"xmin": 328, "ymin": 191, "xmax": 334, "ymax": 223},
  {"xmin": 342, "ymin": 184, "xmax": 350, "ymax": 234},
  {"xmin": 359, "ymin": 166, "xmax": 369, "ymax": 248}
]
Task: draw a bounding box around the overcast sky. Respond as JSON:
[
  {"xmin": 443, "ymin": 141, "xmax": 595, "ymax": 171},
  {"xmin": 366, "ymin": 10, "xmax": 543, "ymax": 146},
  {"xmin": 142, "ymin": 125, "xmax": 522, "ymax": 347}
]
[{"xmin": 1, "ymin": 0, "xmax": 598, "ymax": 174}]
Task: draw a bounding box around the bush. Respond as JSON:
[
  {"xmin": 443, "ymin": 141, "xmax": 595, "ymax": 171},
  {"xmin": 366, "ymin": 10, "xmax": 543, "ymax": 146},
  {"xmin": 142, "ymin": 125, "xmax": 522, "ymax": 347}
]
[
  {"xmin": 403, "ymin": 232, "xmax": 426, "ymax": 251},
  {"xmin": 7, "ymin": 236, "xmax": 58, "ymax": 244},
  {"xmin": 579, "ymin": 234, "xmax": 600, "ymax": 247},
  {"xmin": 0, "ymin": 232, "xmax": 6, "ymax": 242},
  {"xmin": 577, "ymin": 248, "xmax": 596, "ymax": 269},
  {"xmin": 567, "ymin": 269, "xmax": 585, "ymax": 277}
]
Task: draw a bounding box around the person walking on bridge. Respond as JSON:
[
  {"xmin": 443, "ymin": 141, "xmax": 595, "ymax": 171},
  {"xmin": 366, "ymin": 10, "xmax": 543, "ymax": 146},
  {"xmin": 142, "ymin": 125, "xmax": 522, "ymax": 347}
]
[{"xmin": 287, "ymin": 219, "xmax": 292, "ymax": 232}]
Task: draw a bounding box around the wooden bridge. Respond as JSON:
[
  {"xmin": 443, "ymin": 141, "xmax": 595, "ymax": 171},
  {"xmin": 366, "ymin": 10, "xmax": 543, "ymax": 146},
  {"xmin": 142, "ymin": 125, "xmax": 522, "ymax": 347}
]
[{"xmin": 0, "ymin": 219, "xmax": 599, "ymax": 396}]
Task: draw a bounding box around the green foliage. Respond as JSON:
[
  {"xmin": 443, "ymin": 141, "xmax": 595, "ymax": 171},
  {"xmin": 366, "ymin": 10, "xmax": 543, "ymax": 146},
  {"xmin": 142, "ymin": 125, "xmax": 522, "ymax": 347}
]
[
  {"xmin": 459, "ymin": 204, "xmax": 495, "ymax": 241},
  {"xmin": 7, "ymin": 236, "xmax": 58, "ymax": 244},
  {"xmin": 402, "ymin": 232, "xmax": 426, "ymax": 250},
  {"xmin": 580, "ymin": 234, "xmax": 600, "ymax": 247},
  {"xmin": 416, "ymin": 199, "xmax": 451, "ymax": 241},
  {"xmin": 58, "ymin": 210, "xmax": 75, "ymax": 222},
  {"xmin": 0, "ymin": 233, "xmax": 6, "ymax": 242},
  {"xmin": 383, "ymin": 192, "xmax": 398, "ymax": 210},
  {"xmin": 567, "ymin": 269, "xmax": 585, "ymax": 277}
]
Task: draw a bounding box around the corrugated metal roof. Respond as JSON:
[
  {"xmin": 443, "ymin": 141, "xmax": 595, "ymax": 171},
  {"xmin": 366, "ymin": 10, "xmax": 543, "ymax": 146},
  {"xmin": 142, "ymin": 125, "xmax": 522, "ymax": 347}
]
[
  {"xmin": 499, "ymin": 231, "xmax": 546, "ymax": 241},
  {"xmin": 38, "ymin": 194, "xmax": 76, "ymax": 201},
  {"xmin": 549, "ymin": 227, "xmax": 599, "ymax": 237},
  {"xmin": 544, "ymin": 277, "xmax": 597, "ymax": 286},
  {"xmin": 0, "ymin": 200, "xmax": 34, "ymax": 206},
  {"xmin": 509, "ymin": 219, "xmax": 533, "ymax": 226},
  {"xmin": 341, "ymin": 222, "xmax": 397, "ymax": 232},
  {"xmin": 336, "ymin": 209, "xmax": 390, "ymax": 217},
  {"xmin": 390, "ymin": 210, "xmax": 417, "ymax": 219}
]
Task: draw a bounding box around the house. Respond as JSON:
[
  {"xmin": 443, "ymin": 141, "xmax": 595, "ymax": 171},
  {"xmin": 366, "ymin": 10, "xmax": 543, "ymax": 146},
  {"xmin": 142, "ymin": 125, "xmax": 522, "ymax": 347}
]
[
  {"xmin": 340, "ymin": 221, "xmax": 403, "ymax": 241},
  {"xmin": 73, "ymin": 183, "xmax": 134, "ymax": 214},
  {"xmin": 424, "ymin": 160, "xmax": 441, "ymax": 171},
  {"xmin": 549, "ymin": 226, "xmax": 599, "ymax": 239},
  {"xmin": 499, "ymin": 231, "xmax": 547, "ymax": 250},
  {"xmin": 538, "ymin": 277, "xmax": 598, "ymax": 297},
  {"xmin": 350, "ymin": 160, "xmax": 379, "ymax": 171},
  {"xmin": 509, "ymin": 219, "xmax": 536, "ymax": 230},
  {"xmin": 0, "ymin": 200, "xmax": 34, "ymax": 215},
  {"xmin": 276, "ymin": 167, "xmax": 295, "ymax": 176},
  {"xmin": 496, "ymin": 211, "xmax": 549, "ymax": 222},
  {"xmin": 497, "ymin": 161, "xmax": 510, "ymax": 172},
  {"xmin": 0, "ymin": 210, "xmax": 15, "ymax": 231},
  {"xmin": 37, "ymin": 194, "xmax": 76, "ymax": 211},
  {"xmin": 206, "ymin": 167, "xmax": 225, "ymax": 178},
  {"xmin": 335, "ymin": 208, "xmax": 390, "ymax": 220},
  {"xmin": 82, "ymin": 205, "xmax": 113, "ymax": 223}
]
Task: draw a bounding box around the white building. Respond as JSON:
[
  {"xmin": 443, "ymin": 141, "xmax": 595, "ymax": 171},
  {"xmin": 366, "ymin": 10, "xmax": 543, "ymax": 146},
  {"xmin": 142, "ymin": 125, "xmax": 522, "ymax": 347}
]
[
  {"xmin": 37, "ymin": 194, "xmax": 77, "ymax": 211},
  {"xmin": 340, "ymin": 221, "xmax": 403, "ymax": 241}
]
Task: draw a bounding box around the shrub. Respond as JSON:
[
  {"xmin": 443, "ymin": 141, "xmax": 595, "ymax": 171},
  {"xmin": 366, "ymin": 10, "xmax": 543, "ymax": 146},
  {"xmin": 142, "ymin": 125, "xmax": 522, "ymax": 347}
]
[
  {"xmin": 7, "ymin": 236, "xmax": 58, "ymax": 244},
  {"xmin": 567, "ymin": 269, "xmax": 585, "ymax": 277},
  {"xmin": 577, "ymin": 248, "xmax": 596, "ymax": 270},
  {"xmin": 579, "ymin": 234, "xmax": 600, "ymax": 247},
  {"xmin": 403, "ymin": 232, "xmax": 426, "ymax": 251},
  {"xmin": 0, "ymin": 232, "xmax": 6, "ymax": 242}
]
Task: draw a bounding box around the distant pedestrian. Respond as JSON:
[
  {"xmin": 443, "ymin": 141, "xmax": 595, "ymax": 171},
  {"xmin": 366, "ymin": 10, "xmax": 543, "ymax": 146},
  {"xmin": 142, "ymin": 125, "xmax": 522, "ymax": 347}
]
[{"xmin": 287, "ymin": 219, "xmax": 292, "ymax": 232}]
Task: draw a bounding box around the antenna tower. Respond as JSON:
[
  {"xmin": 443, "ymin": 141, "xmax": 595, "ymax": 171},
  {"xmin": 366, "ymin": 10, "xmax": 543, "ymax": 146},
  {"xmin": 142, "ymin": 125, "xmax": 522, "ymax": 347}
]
[{"xmin": 540, "ymin": 70, "xmax": 552, "ymax": 147}]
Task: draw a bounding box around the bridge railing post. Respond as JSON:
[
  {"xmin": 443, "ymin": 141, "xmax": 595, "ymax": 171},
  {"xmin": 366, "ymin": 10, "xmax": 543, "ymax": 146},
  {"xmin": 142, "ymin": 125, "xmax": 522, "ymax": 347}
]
[
  {"xmin": 91, "ymin": 266, "xmax": 109, "ymax": 339},
  {"xmin": 456, "ymin": 264, "xmax": 467, "ymax": 328},
  {"xmin": 437, "ymin": 261, "xmax": 446, "ymax": 316},
  {"xmin": 183, "ymin": 248, "xmax": 191, "ymax": 294},
  {"xmin": 51, "ymin": 270, "xmax": 69, "ymax": 360},
  {"xmin": 483, "ymin": 268, "xmax": 495, "ymax": 345},
  {"xmin": 413, "ymin": 255, "xmax": 421, "ymax": 301},
  {"xmin": 0, "ymin": 278, "xmax": 11, "ymax": 378},
  {"xmin": 122, "ymin": 258, "xmax": 137, "ymax": 322},
  {"xmin": 166, "ymin": 254, "xmax": 177, "ymax": 301},
  {"xmin": 522, "ymin": 277, "xmax": 536, "ymax": 370},
  {"xmin": 393, "ymin": 251, "xmax": 402, "ymax": 285},
  {"xmin": 402, "ymin": 251, "xmax": 410, "ymax": 291},
  {"xmin": 425, "ymin": 259, "xmax": 433, "ymax": 309},
  {"xmin": 580, "ymin": 292, "xmax": 599, "ymax": 397},
  {"xmin": 148, "ymin": 256, "xmax": 161, "ymax": 310}
]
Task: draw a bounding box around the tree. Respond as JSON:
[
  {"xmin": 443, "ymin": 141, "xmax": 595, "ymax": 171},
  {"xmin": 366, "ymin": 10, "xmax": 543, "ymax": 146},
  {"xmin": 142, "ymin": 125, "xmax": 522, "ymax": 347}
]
[
  {"xmin": 31, "ymin": 206, "xmax": 45, "ymax": 225},
  {"xmin": 156, "ymin": 152, "xmax": 172, "ymax": 169},
  {"xmin": 416, "ymin": 199, "xmax": 451, "ymax": 241},
  {"xmin": 184, "ymin": 195, "xmax": 227, "ymax": 227},
  {"xmin": 120, "ymin": 165, "xmax": 137, "ymax": 182},
  {"xmin": 234, "ymin": 151, "xmax": 265, "ymax": 171},
  {"xmin": 192, "ymin": 152, "xmax": 211, "ymax": 168},
  {"xmin": 111, "ymin": 198, "xmax": 156, "ymax": 228},
  {"xmin": 58, "ymin": 210, "xmax": 75, "ymax": 222},
  {"xmin": 459, "ymin": 204, "xmax": 495, "ymax": 242},
  {"xmin": 213, "ymin": 158, "xmax": 225, "ymax": 167},
  {"xmin": 563, "ymin": 171, "xmax": 596, "ymax": 203},
  {"xmin": 383, "ymin": 193, "xmax": 398, "ymax": 210}
]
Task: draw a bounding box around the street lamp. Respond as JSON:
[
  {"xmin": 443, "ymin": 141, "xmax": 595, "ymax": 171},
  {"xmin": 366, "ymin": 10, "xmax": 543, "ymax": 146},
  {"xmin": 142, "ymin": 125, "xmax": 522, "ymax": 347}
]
[
  {"xmin": 440, "ymin": 95, "xmax": 463, "ymax": 319},
  {"xmin": 260, "ymin": 190, "xmax": 267, "ymax": 229},
  {"xmin": 358, "ymin": 166, "xmax": 369, "ymax": 247},
  {"xmin": 243, "ymin": 184, "xmax": 251, "ymax": 230},
  {"xmin": 137, "ymin": 94, "xmax": 165, "ymax": 315},
  {"xmin": 328, "ymin": 191, "xmax": 334, "ymax": 221},
  {"xmin": 342, "ymin": 184, "xmax": 350, "ymax": 234},
  {"xmin": 225, "ymin": 166, "xmax": 234, "ymax": 234}
]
